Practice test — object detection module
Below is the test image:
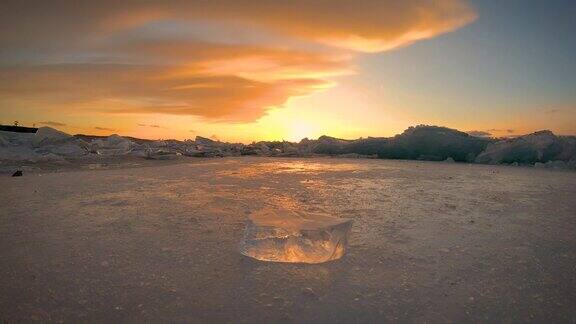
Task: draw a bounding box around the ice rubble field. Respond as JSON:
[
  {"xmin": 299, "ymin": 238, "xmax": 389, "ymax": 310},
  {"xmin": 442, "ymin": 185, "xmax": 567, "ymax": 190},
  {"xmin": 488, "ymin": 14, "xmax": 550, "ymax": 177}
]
[
  {"xmin": 2, "ymin": 126, "xmax": 576, "ymax": 172},
  {"xmin": 1, "ymin": 157, "xmax": 576, "ymax": 322},
  {"xmin": 0, "ymin": 127, "xmax": 188, "ymax": 163}
]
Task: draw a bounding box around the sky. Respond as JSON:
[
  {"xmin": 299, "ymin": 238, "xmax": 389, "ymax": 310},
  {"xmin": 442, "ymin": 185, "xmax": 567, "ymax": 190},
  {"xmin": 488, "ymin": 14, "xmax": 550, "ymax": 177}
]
[{"xmin": 0, "ymin": 0, "xmax": 574, "ymax": 142}]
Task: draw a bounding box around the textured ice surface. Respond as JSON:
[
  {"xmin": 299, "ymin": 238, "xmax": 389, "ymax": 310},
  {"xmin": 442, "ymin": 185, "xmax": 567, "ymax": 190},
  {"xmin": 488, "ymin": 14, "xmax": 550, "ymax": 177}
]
[
  {"xmin": 1, "ymin": 158, "xmax": 576, "ymax": 322},
  {"xmin": 240, "ymin": 208, "xmax": 352, "ymax": 264}
]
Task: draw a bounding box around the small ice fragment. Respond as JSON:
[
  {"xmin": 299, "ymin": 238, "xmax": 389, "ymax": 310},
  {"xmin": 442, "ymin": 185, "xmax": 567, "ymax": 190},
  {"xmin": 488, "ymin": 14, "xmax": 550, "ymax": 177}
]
[{"xmin": 239, "ymin": 208, "xmax": 352, "ymax": 264}]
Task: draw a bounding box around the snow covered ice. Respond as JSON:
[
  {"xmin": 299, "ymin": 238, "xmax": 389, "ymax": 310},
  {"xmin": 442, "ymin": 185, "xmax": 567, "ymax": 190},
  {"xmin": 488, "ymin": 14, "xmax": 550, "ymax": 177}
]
[{"xmin": 239, "ymin": 208, "xmax": 353, "ymax": 264}]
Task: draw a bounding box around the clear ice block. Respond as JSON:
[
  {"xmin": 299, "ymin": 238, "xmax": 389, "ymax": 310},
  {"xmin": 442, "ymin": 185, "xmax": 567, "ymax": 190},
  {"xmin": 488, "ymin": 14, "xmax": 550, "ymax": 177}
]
[{"xmin": 239, "ymin": 208, "xmax": 353, "ymax": 264}]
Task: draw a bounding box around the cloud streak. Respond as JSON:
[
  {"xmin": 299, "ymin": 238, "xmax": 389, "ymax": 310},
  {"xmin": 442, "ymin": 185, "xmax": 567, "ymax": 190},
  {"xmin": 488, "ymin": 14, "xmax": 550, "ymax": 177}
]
[
  {"xmin": 38, "ymin": 121, "xmax": 66, "ymax": 127},
  {"xmin": 487, "ymin": 128, "xmax": 515, "ymax": 134},
  {"xmin": 544, "ymin": 108, "xmax": 561, "ymax": 114},
  {"xmin": 94, "ymin": 126, "xmax": 116, "ymax": 131}
]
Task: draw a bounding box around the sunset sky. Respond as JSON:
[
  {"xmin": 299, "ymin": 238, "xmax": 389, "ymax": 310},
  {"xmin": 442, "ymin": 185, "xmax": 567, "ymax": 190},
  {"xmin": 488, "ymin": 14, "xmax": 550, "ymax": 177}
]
[{"xmin": 1, "ymin": 0, "xmax": 575, "ymax": 142}]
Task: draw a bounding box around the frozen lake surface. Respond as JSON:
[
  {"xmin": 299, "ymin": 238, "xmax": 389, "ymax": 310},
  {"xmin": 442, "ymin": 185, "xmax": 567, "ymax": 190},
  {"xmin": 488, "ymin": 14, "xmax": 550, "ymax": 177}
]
[{"xmin": 1, "ymin": 157, "xmax": 575, "ymax": 322}]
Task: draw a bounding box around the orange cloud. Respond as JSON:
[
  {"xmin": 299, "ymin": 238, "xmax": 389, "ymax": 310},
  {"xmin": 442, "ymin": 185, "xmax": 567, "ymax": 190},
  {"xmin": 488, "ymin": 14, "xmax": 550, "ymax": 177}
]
[
  {"xmin": 1, "ymin": 1, "xmax": 476, "ymax": 50},
  {"xmin": 0, "ymin": 1, "xmax": 476, "ymax": 122},
  {"xmin": 0, "ymin": 61, "xmax": 333, "ymax": 122},
  {"xmin": 177, "ymin": 0, "xmax": 478, "ymax": 52},
  {"xmin": 113, "ymin": 40, "xmax": 354, "ymax": 81}
]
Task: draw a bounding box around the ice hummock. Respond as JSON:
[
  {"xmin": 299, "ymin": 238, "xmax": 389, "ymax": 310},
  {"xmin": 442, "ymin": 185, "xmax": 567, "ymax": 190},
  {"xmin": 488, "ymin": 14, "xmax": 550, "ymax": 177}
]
[{"xmin": 239, "ymin": 208, "xmax": 352, "ymax": 264}]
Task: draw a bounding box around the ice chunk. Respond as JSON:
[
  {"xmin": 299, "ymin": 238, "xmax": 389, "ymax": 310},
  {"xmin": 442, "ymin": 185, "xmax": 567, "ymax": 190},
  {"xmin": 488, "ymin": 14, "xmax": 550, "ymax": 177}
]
[
  {"xmin": 91, "ymin": 134, "xmax": 135, "ymax": 155},
  {"xmin": 39, "ymin": 142, "xmax": 88, "ymax": 157},
  {"xmin": 239, "ymin": 208, "xmax": 352, "ymax": 264},
  {"xmin": 150, "ymin": 140, "xmax": 167, "ymax": 148},
  {"xmin": 0, "ymin": 132, "xmax": 10, "ymax": 147},
  {"xmin": 0, "ymin": 146, "xmax": 41, "ymax": 161},
  {"xmin": 32, "ymin": 127, "xmax": 71, "ymax": 146}
]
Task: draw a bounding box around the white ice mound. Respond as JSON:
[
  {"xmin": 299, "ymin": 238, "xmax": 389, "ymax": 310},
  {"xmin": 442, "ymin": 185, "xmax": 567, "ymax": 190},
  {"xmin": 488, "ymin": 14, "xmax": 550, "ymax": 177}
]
[
  {"xmin": 32, "ymin": 127, "xmax": 72, "ymax": 146},
  {"xmin": 239, "ymin": 208, "xmax": 352, "ymax": 264},
  {"xmin": 91, "ymin": 134, "xmax": 135, "ymax": 155}
]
